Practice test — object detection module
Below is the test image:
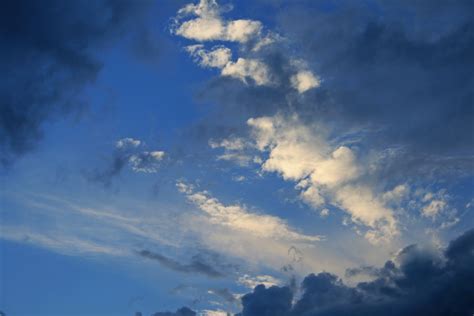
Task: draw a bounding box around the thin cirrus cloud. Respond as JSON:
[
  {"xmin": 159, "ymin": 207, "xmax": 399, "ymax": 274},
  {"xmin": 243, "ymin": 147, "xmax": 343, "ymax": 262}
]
[{"xmin": 177, "ymin": 181, "xmax": 322, "ymax": 243}]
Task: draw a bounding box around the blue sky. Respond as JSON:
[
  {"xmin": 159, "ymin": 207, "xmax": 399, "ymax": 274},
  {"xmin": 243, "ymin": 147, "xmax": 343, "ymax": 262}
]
[{"xmin": 1, "ymin": 0, "xmax": 473, "ymax": 315}]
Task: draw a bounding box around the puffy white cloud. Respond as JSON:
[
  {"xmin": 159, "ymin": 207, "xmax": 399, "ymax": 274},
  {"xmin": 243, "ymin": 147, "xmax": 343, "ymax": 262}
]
[
  {"xmin": 186, "ymin": 45, "xmax": 232, "ymax": 68},
  {"xmin": 174, "ymin": 0, "xmax": 261, "ymax": 43},
  {"xmin": 177, "ymin": 181, "xmax": 322, "ymax": 243},
  {"xmin": 185, "ymin": 45, "xmax": 272, "ymax": 86},
  {"xmin": 221, "ymin": 58, "xmax": 272, "ymax": 86},
  {"xmin": 247, "ymin": 114, "xmax": 399, "ymax": 244},
  {"xmin": 291, "ymin": 70, "xmax": 321, "ymax": 93}
]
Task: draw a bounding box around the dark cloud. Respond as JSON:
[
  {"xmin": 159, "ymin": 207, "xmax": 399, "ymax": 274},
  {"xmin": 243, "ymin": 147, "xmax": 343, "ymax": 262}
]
[
  {"xmin": 0, "ymin": 0, "xmax": 158, "ymax": 167},
  {"xmin": 151, "ymin": 307, "xmax": 196, "ymax": 316},
  {"xmin": 150, "ymin": 229, "xmax": 474, "ymax": 315},
  {"xmin": 136, "ymin": 249, "xmax": 226, "ymax": 278},
  {"xmin": 235, "ymin": 228, "xmax": 474, "ymax": 316},
  {"xmin": 239, "ymin": 284, "xmax": 293, "ymax": 316}
]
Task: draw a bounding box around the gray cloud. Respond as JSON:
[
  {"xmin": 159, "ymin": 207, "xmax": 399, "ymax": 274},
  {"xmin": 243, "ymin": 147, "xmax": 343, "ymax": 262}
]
[
  {"xmin": 0, "ymin": 0, "xmax": 160, "ymax": 167},
  {"xmin": 155, "ymin": 228, "xmax": 474, "ymax": 316},
  {"xmin": 136, "ymin": 249, "xmax": 226, "ymax": 278},
  {"xmin": 236, "ymin": 228, "xmax": 474, "ymax": 316}
]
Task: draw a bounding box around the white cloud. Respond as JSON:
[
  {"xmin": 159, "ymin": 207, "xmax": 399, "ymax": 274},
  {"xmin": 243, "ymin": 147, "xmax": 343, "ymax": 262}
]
[
  {"xmin": 186, "ymin": 45, "xmax": 232, "ymax": 68},
  {"xmin": 185, "ymin": 45, "xmax": 272, "ymax": 86},
  {"xmin": 221, "ymin": 58, "xmax": 272, "ymax": 86},
  {"xmin": 128, "ymin": 151, "xmax": 165, "ymax": 173},
  {"xmin": 209, "ymin": 137, "xmax": 247, "ymax": 151},
  {"xmin": 209, "ymin": 137, "xmax": 253, "ymax": 166},
  {"xmin": 422, "ymin": 199, "xmax": 447, "ymax": 218},
  {"xmin": 177, "ymin": 181, "xmax": 322, "ymax": 243},
  {"xmin": 116, "ymin": 137, "xmax": 141, "ymax": 149},
  {"xmin": 174, "ymin": 0, "xmax": 261, "ymax": 43},
  {"xmin": 113, "ymin": 138, "xmax": 165, "ymax": 174},
  {"xmin": 291, "ymin": 71, "xmax": 321, "ymax": 93},
  {"xmin": 237, "ymin": 274, "xmax": 281, "ymax": 289},
  {"xmin": 199, "ymin": 310, "xmax": 229, "ymax": 316},
  {"xmin": 247, "ymin": 114, "xmax": 399, "ymax": 244},
  {"xmin": 320, "ymin": 208, "xmax": 330, "ymax": 218}
]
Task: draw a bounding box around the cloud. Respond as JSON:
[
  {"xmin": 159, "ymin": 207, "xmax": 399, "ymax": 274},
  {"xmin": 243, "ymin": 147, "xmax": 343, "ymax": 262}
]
[
  {"xmin": 183, "ymin": 0, "xmax": 472, "ymax": 189},
  {"xmin": 136, "ymin": 249, "xmax": 225, "ymax": 278},
  {"xmin": 221, "ymin": 58, "xmax": 272, "ymax": 86},
  {"xmin": 232, "ymin": 228, "xmax": 474, "ymax": 315},
  {"xmin": 174, "ymin": 0, "xmax": 321, "ymax": 92},
  {"xmin": 245, "ymin": 114, "xmax": 399, "ymax": 244},
  {"xmin": 173, "ymin": 0, "xmax": 261, "ymax": 43},
  {"xmin": 177, "ymin": 181, "xmax": 322, "ymax": 243},
  {"xmin": 277, "ymin": 0, "xmax": 474, "ymax": 174},
  {"xmin": 290, "ymin": 71, "xmax": 321, "ymax": 93},
  {"xmin": 152, "ymin": 307, "xmax": 196, "ymax": 316},
  {"xmin": 0, "ymin": 0, "xmax": 157, "ymax": 166},
  {"xmin": 238, "ymin": 274, "xmax": 281, "ymax": 289},
  {"xmin": 186, "ymin": 45, "xmax": 232, "ymax": 68},
  {"xmin": 186, "ymin": 45, "xmax": 273, "ymax": 86},
  {"xmin": 86, "ymin": 138, "xmax": 165, "ymax": 186}
]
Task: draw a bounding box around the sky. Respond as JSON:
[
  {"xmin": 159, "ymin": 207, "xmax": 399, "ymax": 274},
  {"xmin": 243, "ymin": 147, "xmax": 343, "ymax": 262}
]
[{"xmin": 0, "ymin": 0, "xmax": 473, "ymax": 315}]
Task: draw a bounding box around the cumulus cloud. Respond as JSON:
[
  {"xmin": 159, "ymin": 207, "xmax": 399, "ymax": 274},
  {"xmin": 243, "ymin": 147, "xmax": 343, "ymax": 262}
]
[
  {"xmin": 246, "ymin": 114, "xmax": 399, "ymax": 244},
  {"xmin": 174, "ymin": 0, "xmax": 322, "ymax": 92},
  {"xmin": 173, "ymin": 0, "xmax": 261, "ymax": 43},
  {"xmin": 186, "ymin": 45, "xmax": 272, "ymax": 86},
  {"xmin": 186, "ymin": 45, "xmax": 232, "ymax": 68},
  {"xmin": 177, "ymin": 181, "xmax": 322, "ymax": 243},
  {"xmin": 290, "ymin": 71, "xmax": 321, "ymax": 93}
]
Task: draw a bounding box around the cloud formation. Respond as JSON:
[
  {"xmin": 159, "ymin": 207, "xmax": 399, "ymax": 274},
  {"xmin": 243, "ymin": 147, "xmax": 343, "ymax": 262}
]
[
  {"xmin": 177, "ymin": 181, "xmax": 322, "ymax": 243},
  {"xmin": 161, "ymin": 229, "xmax": 474, "ymax": 316},
  {"xmin": 211, "ymin": 114, "xmax": 400, "ymax": 244},
  {"xmin": 137, "ymin": 249, "xmax": 225, "ymax": 278},
  {"xmin": 0, "ymin": 0, "xmax": 156, "ymax": 166},
  {"xmin": 172, "ymin": 0, "xmax": 262, "ymax": 43},
  {"xmin": 86, "ymin": 137, "xmax": 165, "ymax": 186},
  {"xmin": 173, "ymin": 0, "xmax": 319, "ymax": 91}
]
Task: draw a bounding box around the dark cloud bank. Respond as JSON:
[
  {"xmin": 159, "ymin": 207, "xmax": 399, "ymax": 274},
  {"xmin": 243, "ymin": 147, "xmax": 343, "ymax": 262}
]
[
  {"xmin": 0, "ymin": 0, "xmax": 159, "ymax": 167},
  {"xmin": 153, "ymin": 229, "xmax": 474, "ymax": 315}
]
